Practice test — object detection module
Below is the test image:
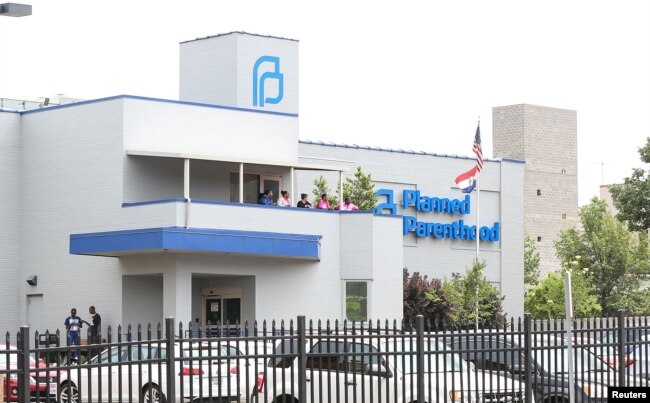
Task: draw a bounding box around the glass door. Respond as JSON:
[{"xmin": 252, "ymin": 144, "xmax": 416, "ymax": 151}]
[
  {"xmin": 261, "ymin": 175, "xmax": 282, "ymax": 205},
  {"xmin": 203, "ymin": 294, "xmax": 242, "ymax": 336}
]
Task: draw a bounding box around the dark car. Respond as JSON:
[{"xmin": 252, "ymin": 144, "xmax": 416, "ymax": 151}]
[{"xmin": 447, "ymin": 334, "xmax": 623, "ymax": 403}]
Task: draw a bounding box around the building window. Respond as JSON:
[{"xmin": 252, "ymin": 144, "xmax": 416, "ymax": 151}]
[
  {"xmin": 229, "ymin": 173, "xmax": 260, "ymax": 203},
  {"xmin": 561, "ymin": 169, "xmax": 566, "ymax": 174},
  {"xmin": 537, "ymin": 236, "xmax": 542, "ymax": 242},
  {"xmin": 536, "ymin": 189, "xmax": 542, "ymax": 196},
  {"xmin": 562, "ymin": 213, "xmax": 567, "ymax": 219},
  {"xmin": 345, "ymin": 282, "xmax": 368, "ymax": 321}
]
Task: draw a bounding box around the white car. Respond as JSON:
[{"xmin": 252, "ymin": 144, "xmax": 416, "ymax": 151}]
[
  {"xmin": 255, "ymin": 336, "xmax": 529, "ymax": 403},
  {"xmin": 58, "ymin": 341, "xmax": 246, "ymax": 402}
]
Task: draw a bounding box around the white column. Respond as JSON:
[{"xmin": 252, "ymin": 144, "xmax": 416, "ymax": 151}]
[
  {"xmin": 290, "ymin": 167, "xmax": 295, "ymax": 207},
  {"xmin": 184, "ymin": 159, "xmax": 190, "ymax": 199},
  {"xmin": 184, "ymin": 159, "xmax": 191, "ymax": 228},
  {"xmin": 239, "ymin": 163, "xmax": 244, "ymax": 203},
  {"xmin": 163, "ymin": 267, "xmax": 193, "ymax": 327}
]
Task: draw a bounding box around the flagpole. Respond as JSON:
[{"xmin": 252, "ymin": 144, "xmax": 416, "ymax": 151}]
[{"xmin": 476, "ymin": 173, "xmax": 480, "ymax": 258}]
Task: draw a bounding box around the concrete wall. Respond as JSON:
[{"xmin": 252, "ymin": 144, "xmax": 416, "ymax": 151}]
[
  {"xmin": 19, "ymin": 100, "xmax": 126, "ymax": 333},
  {"xmin": 297, "ymin": 142, "xmax": 525, "ymax": 318},
  {"xmin": 0, "ymin": 112, "xmax": 22, "ymax": 332},
  {"xmin": 180, "ymin": 32, "xmax": 299, "ymax": 115},
  {"xmin": 493, "ymin": 104, "xmax": 579, "ymax": 275},
  {"xmin": 123, "ymin": 97, "xmax": 299, "ymax": 166}
]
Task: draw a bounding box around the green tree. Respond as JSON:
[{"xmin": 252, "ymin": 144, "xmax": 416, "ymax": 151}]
[
  {"xmin": 442, "ymin": 260, "xmax": 506, "ymax": 329},
  {"xmin": 524, "ymin": 261, "xmax": 601, "ymax": 319},
  {"xmin": 610, "ymin": 137, "xmax": 650, "ymax": 232},
  {"xmin": 524, "ymin": 235, "xmax": 541, "ymax": 286},
  {"xmin": 312, "ymin": 175, "xmax": 339, "ymax": 207},
  {"xmin": 403, "ymin": 268, "xmax": 454, "ymax": 328},
  {"xmin": 555, "ymin": 198, "xmax": 650, "ymax": 315},
  {"xmin": 343, "ymin": 166, "xmax": 378, "ymax": 210}
]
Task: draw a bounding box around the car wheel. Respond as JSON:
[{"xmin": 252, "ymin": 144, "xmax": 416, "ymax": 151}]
[
  {"xmin": 59, "ymin": 381, "xmax": 80, "ymax": 403},
  {"xmin": 142, "ymin": 384, "xmax": 165, "ymax": 403}
]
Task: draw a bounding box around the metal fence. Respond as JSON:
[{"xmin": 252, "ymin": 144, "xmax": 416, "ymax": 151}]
[{"xmin": 2, "ymin": 312, "xmax": 650, "ymax": 403}]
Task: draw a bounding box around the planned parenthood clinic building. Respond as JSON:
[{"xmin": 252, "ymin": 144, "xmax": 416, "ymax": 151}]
[{"xmin": 0, "ymin": 32, "xmax": 524, "ymax": 334}]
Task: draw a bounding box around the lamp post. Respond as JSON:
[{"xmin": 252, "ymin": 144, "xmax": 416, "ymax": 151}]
[{"xmin": 0, "ymin": 3, "xmax": 31, "ymax": 17}]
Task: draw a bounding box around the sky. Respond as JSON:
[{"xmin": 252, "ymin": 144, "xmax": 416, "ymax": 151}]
[{"xmin": 1, "ymin": 0, "xmax": 648, "ymax": 206}]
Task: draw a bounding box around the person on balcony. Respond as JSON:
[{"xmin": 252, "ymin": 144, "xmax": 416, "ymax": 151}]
[
  {"xmin": 278, "ymin": 190, "xmax": 291, "ymax": 207},
  {"xmin": 316, "ymin": 193, "xmax": 332, "ymax": 210},
  {"xmin": 297, "ymin": 193, "xmax": 312, "ymax": 208},
  {"xmin": 259, "ymin": 189, "xmax": 274, "ymax": 205},
  {"xmin": 336, "ymin": 197, "xmax": 359, "ymax": 211}
]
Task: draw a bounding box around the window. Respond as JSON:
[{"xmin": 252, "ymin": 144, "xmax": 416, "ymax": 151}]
[
  {"xmin": 562, "ymin": 213, "xmax": 567, "ymax": 219},
  {"xmin": 307, "ymin": 341, "xmax": 344, "ymax": 371},
  {"xmin": 536, "ymin": 189, "xmax": 541, "ymax": 196},
  {"xmin": 229, "ymin": 173, "xmax": 260, "ymax": 204},
  {"xmin": 537, "ymin": 236, "xmax": 542, "ymax": 242},
  {"xmin": 345, "ymin": 282, "xmax": 369, "ymax": 321}
]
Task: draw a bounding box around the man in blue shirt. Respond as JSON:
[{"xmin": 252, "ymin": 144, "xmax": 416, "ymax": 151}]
[
  {"xmin": 259, "ymin": 189, "xmax": 274, "ymax": 205},
  {"xmin": 64, "ymin": 308, "xmax": 82, "ymax": 362}
]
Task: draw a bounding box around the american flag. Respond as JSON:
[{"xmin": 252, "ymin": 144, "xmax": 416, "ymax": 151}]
[{"xmin": 473, "ymin": 124, "xmax": 484, "ymax": 172}]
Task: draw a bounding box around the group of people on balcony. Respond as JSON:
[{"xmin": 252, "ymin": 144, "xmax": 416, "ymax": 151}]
[{"xmin": 258, "ymin": 190, "xmax": 359, "ymax": 211}]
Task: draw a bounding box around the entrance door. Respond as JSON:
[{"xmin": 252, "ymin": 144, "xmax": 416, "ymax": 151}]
[
  {"xmin": 261, "ymin": 175, "xmax": 282, "ymax": 205},
  {"xmin": 27, "ymin": 295, "xmax": 43, "ymax": 347},
  {"xmin": 203, "ymin": 291, "xmax": 242, "ymax": 336}
]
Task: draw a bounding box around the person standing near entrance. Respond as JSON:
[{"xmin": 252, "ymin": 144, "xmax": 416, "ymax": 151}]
[
  {"xmin": 82, "ymin": 306, "xmax": 102, "ymax": 345},
  {"xmin": 64, "ymin": 308, "xmax": 82, "ymax": 362}
]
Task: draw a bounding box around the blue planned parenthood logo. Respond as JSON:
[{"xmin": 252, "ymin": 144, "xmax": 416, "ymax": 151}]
[
  {"xmin": 252, "ymin": 56, "xmax": 284, "ymax": 107},
  {"xmin": 375, "ymin": 189, "xmax": 397, "ymax": 215},
  {"xmin": 374, "ymin": 188, "xmax": 500, "ymax": 242}
]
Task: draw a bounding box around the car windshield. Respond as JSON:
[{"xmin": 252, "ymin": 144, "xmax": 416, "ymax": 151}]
[
  {"xmin": 533, "ymin": 345, "xmax": 611, "ymax": 375},
  {"xmin": 385, "ymin": 339, "xmax": 467, "ymax": 374}
]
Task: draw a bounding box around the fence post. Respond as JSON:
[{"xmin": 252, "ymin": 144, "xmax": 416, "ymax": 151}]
[
  {"xmin": 416, "ymin": 315, "xmax": 425, "ymax": 403},
  {"xmin": 17, "ymin": 326, "xmax": 29, "ymax": 403},
  {"xmin": 617, "ymin": 309, "xmax": 626, "ymax": 386},
  {"xmin": 165, "ymin": 317, "xmax": 176, "ymax": 403},
  {"xmin": 523, "ymin": 314, "xmax": 533, "ymax": 403},
  {"xmin": 297, "ymin": 316, "xmax": 307, "ymax": 402}
]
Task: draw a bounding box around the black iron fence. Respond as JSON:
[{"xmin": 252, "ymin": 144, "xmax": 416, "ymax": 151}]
[{"xmin": 2, "ymin": 312, "xmax": 650, "ymax": 403}]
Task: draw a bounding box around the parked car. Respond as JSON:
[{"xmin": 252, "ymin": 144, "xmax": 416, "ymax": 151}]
[
  {"xmin": 58, "ymin": 341, "xmax": 247, "ymax": 403},
  {"xmin": 255, "ymin": 335, "xmax": 529, "ymax": 403},
  {"xmin": 448, "ymin": 334, "xmax": 646, "ymax": 402},
  {"xmin": 0, "ymin": 345, "xmax": 59, "ymax": 402},
  {"xmin": 598, "ymin": 328, "xmax": 650, "ymax": 379}
]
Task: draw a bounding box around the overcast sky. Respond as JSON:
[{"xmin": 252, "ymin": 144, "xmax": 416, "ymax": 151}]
[{"xmin": 1, "ymin": 0, "xmax": 648, "ymax": 205}]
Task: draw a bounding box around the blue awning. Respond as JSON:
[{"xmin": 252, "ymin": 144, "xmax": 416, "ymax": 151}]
[{"xmin": 70, "ymin": 227, "xmax": 321, "ymax": 260}]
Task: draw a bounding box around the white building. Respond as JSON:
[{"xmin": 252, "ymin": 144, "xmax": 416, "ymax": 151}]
[{"xmin": 0, "ymin": 32, "xmax": 524, "ymax": 334}]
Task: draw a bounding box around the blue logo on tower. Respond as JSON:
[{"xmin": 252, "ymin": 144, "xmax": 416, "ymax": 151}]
[{"xmin": 253, "ymin": 56, "xmax": 284, "ymax": 107}]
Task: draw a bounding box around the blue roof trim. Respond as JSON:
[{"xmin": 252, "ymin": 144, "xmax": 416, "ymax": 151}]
[
  {"xmin": 70, "ymin": 226, "xmax": 321, "ymax": 260},
  {"xmin": 299, "ymin": 139, "xmax": 509, "ymax": 163},
  {"xmin": 21, "ymin": 95, "xmax": 299, "ymax": 118}
]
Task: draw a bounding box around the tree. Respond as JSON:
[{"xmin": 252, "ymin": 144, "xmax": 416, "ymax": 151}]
[
  {"xmin": 610, "ymin": 137, "xmax": 650, "ymax": 232},
  {"xmin": 403, "ymin": 268, "xmax": 454, "ymax": 328},
  {"xmin": 312, "ymin": 175, "xmax": 339, "ymax": 207},
  {"xmin": 555, "ymin": 198, "xmax": 650, "ymax": 315},
  {"xmin": 442, "ymin": 260, "xmax": 506, "ymax": 329},
  {"xmin": 524, "ymin": 263, "xmax": 601, "ymax": 319},
  {"xmin": 343, "ymin": 166, "xmax": 378, "ymax": 210},
  {"xmin": 524, "ymin": 235, "xmax": 541, "ymax": 286}
]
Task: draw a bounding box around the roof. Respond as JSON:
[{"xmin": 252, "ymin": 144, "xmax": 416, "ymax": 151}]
[
  {"xmin": 299, "ymin": 140, "xmax": 525, "ymax": 164},
  {"xmin": 180, "ymin": 31, "xmax": 298, "ymax": 44}
]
